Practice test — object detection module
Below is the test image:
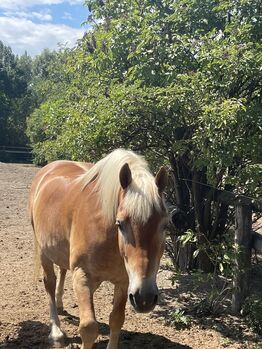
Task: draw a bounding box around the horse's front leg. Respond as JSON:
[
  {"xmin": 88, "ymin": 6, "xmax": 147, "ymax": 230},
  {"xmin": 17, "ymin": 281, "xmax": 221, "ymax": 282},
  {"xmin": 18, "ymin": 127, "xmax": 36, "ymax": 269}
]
[
  {"xmin": 72, "ymin": 267, "xmax": 99, "ymax": 349},
  {"xmin": 107, "ymin": 283, "xmax": 128, "ymax": 349}
]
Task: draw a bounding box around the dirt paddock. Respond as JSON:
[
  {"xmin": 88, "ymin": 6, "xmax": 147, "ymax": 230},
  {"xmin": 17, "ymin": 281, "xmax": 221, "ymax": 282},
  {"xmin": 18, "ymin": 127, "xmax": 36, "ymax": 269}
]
[{"xmin": 0, "ymin": 162, "xmax": 261, "ymax": 349}]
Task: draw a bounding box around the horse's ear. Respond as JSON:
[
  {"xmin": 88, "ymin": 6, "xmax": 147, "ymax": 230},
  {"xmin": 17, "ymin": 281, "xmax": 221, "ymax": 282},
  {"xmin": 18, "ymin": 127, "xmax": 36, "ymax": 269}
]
[
  {"xmin": 155, "ymin": 166, "xmax": 168, "ymax": 193},
  {"xmin": 119, "ymin": 163, "xmax": 132, "ymax": 189}
]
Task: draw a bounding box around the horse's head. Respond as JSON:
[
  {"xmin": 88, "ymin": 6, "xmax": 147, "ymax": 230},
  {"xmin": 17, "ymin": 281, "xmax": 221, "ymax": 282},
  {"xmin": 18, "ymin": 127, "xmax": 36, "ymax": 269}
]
[{"xmin": 116, "ymin": 163, "xmax": 168, "ymax": 313}]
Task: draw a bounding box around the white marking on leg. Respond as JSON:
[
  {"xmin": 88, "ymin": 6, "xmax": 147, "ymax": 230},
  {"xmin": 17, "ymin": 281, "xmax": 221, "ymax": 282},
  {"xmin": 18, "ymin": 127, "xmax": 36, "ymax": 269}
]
[{"xmin": 49, "ymin": 299, "xmax": 64, "ymax": 344}]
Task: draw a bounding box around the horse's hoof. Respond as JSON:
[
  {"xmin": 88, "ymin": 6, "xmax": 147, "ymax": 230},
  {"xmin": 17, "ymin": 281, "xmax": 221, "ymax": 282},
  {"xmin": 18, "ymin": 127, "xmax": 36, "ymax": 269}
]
[{"xmin": 48, "ymin": 332, "xmax": 66, "ymax": 348}]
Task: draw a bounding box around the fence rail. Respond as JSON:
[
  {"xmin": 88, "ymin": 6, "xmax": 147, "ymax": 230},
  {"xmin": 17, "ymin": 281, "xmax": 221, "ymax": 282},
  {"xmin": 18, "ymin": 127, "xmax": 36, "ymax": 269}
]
[{"xmin": 0, "ymin": 145, "xmax": 32, "ymax": 163}]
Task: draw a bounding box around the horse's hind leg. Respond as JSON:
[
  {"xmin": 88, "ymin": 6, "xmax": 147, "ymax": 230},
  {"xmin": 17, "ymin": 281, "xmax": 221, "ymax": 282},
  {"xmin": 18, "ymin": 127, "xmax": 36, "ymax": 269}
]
[
  {"xmin": 56, "ymin": 267, "xmax": 67, "ymax": 314},
  {"xmin": 41, "ymin": 253, "xmax": 65, "ymax": 346},
  {"xmin": 107, "ymin": 283, "xmax": 128, "ymax": 349}
]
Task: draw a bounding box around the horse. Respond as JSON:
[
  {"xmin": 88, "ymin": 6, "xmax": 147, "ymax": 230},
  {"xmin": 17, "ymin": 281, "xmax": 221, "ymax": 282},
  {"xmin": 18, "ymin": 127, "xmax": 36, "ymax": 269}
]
[{"xmin": 29, "ymin": 149, "xmax": 168, "ymax": 349}]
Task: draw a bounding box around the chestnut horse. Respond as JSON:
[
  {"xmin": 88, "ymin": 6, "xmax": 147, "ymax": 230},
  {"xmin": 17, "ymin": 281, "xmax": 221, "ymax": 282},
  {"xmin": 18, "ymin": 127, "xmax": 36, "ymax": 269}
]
[{"xmin": 29, "ymin": 149, "xmax": 167, "ymax": 349}]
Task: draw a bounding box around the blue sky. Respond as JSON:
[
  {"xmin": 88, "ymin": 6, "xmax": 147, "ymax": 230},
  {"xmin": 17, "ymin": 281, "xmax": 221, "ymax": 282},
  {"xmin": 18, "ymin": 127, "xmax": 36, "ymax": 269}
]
[{"xmin": 0, "ymin": 0, "xmax": 90, "ymax": 56}]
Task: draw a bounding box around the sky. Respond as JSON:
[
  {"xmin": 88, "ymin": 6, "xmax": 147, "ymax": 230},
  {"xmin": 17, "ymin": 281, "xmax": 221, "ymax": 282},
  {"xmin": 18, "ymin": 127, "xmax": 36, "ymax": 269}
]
[{"xmin": 0, "ymin": 0, "xmax": 90, "ymax": 56}]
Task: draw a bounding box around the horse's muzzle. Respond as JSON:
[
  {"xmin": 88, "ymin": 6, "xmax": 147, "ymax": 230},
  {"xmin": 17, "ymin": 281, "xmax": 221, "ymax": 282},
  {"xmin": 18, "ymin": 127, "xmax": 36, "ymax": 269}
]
[{"xmin": 129, "ymin": 288, "xmax": 158, "ymax": 313}]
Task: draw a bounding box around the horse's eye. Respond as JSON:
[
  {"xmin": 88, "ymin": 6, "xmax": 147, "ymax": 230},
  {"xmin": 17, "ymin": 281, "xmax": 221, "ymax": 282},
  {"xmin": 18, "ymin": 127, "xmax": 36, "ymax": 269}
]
[{"xmin": 116, "ymin": 219, "xmax": 124, "ymax": 230}]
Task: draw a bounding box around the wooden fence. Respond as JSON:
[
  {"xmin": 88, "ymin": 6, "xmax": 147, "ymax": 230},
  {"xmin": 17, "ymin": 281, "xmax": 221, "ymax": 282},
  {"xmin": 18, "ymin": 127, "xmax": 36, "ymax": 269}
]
[
  {"xmin": 210, "ymin": 190, "xmax": 262, "ymax": 313},
  {"xmin": 170, "ymin": 187, "xmax": 262, "ymax": 314},
  {"xmin": 232, "ymin": 202, "xmax": 262, "ymax": 314},
  {"xmin": 0, "ymin": 146, "xmax": 32, "ymax": 163}
]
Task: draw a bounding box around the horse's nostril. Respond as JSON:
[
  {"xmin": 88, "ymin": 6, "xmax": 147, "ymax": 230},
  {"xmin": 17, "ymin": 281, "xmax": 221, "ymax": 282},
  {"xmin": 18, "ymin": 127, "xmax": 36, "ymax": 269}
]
[{"xmin": 129, "ymin": 293, "xmax": 135, "ymax": 307}]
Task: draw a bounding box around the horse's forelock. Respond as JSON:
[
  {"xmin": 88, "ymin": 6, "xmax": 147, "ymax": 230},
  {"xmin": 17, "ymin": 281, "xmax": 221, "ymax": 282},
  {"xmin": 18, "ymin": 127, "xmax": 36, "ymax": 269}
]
[
  {"xmin": 80, "ymin": 149, "xmax": 162, "ymax": 225},
  {"xmin": 123, "ymin": 171, "xmax": 162, "ymax": 224}
]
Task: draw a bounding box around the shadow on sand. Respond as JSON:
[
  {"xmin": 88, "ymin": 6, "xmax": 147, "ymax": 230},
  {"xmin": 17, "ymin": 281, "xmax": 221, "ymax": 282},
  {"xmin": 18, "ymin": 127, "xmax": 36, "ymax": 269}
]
[{"xmin": 0, "ymin": 319, "xmax": 191, "ymax": 349}]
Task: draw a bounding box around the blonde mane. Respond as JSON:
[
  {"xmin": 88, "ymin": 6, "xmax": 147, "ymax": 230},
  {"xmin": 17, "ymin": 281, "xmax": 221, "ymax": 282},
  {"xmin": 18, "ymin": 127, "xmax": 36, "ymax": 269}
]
[{"xmin": 79, "ymin": 149, "xmax": 162, "ymax": 225}]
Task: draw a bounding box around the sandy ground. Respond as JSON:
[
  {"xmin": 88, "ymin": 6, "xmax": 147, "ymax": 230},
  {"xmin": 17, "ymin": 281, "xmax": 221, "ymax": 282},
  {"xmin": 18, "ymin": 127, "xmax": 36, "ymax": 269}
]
[{"xmin": 0, "ymin": 162, "xmax": 261, "ymax": 349}]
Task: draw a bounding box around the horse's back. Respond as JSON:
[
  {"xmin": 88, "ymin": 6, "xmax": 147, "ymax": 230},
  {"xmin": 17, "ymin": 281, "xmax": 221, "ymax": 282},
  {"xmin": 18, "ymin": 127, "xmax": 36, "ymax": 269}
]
[{"xmin": 30, "ymin": 160, "xmax": 91, "ymax": 207}]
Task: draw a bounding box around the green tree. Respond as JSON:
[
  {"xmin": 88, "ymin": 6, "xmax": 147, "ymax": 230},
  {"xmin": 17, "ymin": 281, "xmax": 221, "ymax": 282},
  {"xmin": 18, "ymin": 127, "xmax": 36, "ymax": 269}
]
[
  {"xmin": 27, "ymin": 0, "xmax": 261, "ymax": 270},
  {"xmin": 0, "ymin": 42, "xmax": 35, "ymax": 146},
  {"xmin": 0, "ymin": 43, "xmax": 61, "ymax": 149}
]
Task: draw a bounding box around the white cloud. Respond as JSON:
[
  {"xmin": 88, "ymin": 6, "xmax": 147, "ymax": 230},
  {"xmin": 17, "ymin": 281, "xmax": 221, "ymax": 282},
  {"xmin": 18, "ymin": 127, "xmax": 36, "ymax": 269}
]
[
  {"xmin": 0, "ymin": 0, "xmax": 83, "ymax": 10},
  {"xmin": 68, "ymin": 0, "xmax": 83, "ymax": 4},
  {"xmin": 62, "ymin": 11, "xmax": 73, "ymax": 20},
  {"xmin": 0, "ymin": 16, "xmax": 85, "ymax": 56},
  {"xmin": 31, "ymin": 11, "xmax": 53, "ymax": 21},
  {"xmin": 3, "ymin": 10, "xmax": 53, "ymax": 21}
]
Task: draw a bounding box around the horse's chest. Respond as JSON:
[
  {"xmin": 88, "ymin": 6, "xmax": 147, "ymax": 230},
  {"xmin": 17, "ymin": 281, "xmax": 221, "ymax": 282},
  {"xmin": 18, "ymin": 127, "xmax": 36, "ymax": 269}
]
[{"xmin": 87, "ymin": 245, "xmax": 127, "ymax": 283}]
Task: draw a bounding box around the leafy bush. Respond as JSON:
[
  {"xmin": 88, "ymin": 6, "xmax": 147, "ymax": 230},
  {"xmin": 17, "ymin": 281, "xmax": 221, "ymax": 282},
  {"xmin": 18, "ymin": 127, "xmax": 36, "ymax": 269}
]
[
  {"xmin": 168, "ymin": 229, "xmax": 235, "ymax": 314},
  {"xmin": 166, "ymin": 309, "xmax": 191, "ymax": 329},
  {"xmin": 27, "ymin": 0, "xmax": 261, "ymax": 272},
  {"xmin": 242, "ymin": 297, "xmax": 262, "ymax": 335}
]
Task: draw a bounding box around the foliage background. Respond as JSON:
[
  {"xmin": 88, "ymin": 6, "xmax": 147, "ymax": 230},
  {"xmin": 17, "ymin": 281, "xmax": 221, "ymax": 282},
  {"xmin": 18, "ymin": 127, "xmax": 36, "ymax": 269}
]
[{"xmin": 1, "ymin": 0, "xmax": 261, "ymax": 270}]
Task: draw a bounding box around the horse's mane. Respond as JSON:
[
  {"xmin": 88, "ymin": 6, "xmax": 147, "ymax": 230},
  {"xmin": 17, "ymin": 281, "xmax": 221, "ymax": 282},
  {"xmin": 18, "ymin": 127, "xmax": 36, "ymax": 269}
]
[{"xmin": 79, "ymin": 149, "xmax": 162, "ymax": 225}]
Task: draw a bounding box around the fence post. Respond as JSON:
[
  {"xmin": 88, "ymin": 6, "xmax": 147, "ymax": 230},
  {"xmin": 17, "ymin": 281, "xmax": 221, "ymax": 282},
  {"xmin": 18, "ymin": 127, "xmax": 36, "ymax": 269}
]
[{"xmin": 232, "ymin": 204, "xmax": 252, "ymax": 314}]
